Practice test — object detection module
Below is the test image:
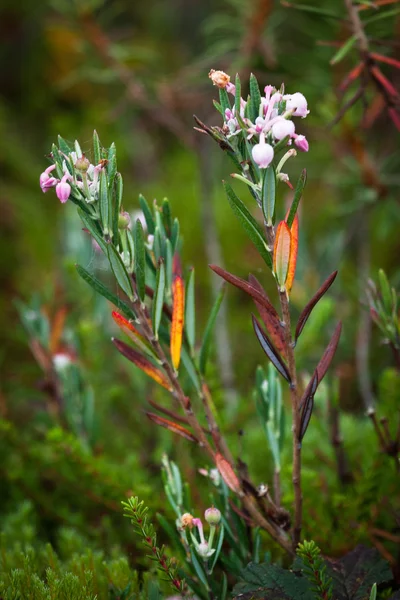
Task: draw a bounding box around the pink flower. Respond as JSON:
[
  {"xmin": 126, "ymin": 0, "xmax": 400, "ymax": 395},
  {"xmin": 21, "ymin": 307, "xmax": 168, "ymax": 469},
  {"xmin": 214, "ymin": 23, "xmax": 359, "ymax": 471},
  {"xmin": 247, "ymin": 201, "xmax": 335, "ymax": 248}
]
[
  {"xmin": 252, "ymin": 133, "xmax": 274, "ymax": 169},
  {"xmin": 56, "ymin": 174, "xmax": 71, "ymax": 203},
  {"xmin": 271, "ymin": 119, "xmax": 295, "ymax": 140},
  {"xmin": 283, "ymin": 92, "xmax": 309, "ymax": 118},
  {"xmin": 294, "ymin": 134, "xmax": 309, "ymax": 152},
  {"xmin": 40, "ymin": 165, "xmax": 58, "ymax": 193}
]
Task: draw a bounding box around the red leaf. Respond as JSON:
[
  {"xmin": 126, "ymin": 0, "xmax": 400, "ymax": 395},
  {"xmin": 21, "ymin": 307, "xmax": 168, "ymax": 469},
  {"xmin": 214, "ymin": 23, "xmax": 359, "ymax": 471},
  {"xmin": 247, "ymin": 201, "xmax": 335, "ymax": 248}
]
[
  {"xmin": 339, "ymin": 62, "xmax": 364, "ymax": 92},
  {"xmin": 316, "ymin": 321, "xmax": 342, "ymax": 382},
  {"xmin": 145, "ymin": 412, "xmax": 198, "ymax": 443},
  {"xmin": 215, "ymin": 453, "xmax": 241, "ymax": 494},
  {"xmin": 248, "ymin": 274, "xmax": 286, "ymax": 356},
  {"xmin": 295, "ymin": 271, "xmax": 338, "ymax": 343},
  {"xmin": 371, "ymin": 53, "xmax": 400, "ymax": 71},
  {"xmin": 112, "ymin": 338, "xmax": 173, "ymax": 391},
  {"xmin": 371, "ymin": 65, "xmax": 399, "ymax": 99},
  {"xmin": 252, "ymin": 315, "xmax": 291, "ymax": 384}
]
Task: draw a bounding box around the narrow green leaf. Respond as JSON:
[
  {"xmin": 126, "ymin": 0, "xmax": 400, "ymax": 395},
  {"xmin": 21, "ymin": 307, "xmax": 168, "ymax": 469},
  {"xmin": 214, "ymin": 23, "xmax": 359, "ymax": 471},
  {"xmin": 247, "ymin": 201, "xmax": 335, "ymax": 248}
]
[
  {"xmin": 213, "ymin": 99, "xmax": 224, "ymax": 116},
  {"xmin": 93, "ymin": 130, "xmax": 101, "ymax": 164},
  {"xmin": 262, "ymin": 166, "xmax": 276, "ymax": 226},
  {"xmin": 199, "ymin": 285, "xmax": 226, "ymax": 375},
  {"xmin": 330, "ymin": 35, "xmax": 356, "ymax": 65},
  {"xmin": 171, "ymin": 218, "xmax": 180, "ymax": 253},
  {"xmin": 365, "ymin": 6, "xmax": 400, "ymax": 26},
  {"xmin": 185, "ymin": 268, "xmax": 196, "ymax": 354},
  {"xmin": 134, "ymin": 219, "xmax": 146, "ymax": 302},
  {"xmin": 266, "ymin": 422, "xmax": 281, "ymax": 470},
  {"xmin": 75, "ymin": 264, "xmax": 134, "ymax": 316},
  {"xmin": 378, "ymin": 269, "xmax": 392, "ymax": 314},
  {"xmin": 249, "ymin": 73, "xmax": 262, "ymax": 122},
  {"xmin": 57, "ymin": 135, "xmax": 72, "ymax": 155},
  {"xmin": 224, "ymin": 182, "xmax": 272, "ymax": 269},
  {"xmin": 219, "ymin": 88, "xmax": 231, "ymax": 115},
  {"xmin": 180, "ymin": 346, "xmax": 201, "ymax": 392},
  {"xmin": 107, "ymin": 142, "xmax": 117, "ymax": 189},
  {"xmin": 286, "ymin": 169, "xmax": 307, "ymax": 228},
  {"xmin": 234, "ymin": 73, "xmax": 241, "ymax": 116},
  {"xmin": 190, "ymin": 548, "xmax": 209, "ymax": 589},
  {"xmin": 162, "ymin": 198, "xmax": 172, "ymax": 235},
  {"xmin": 152, "ymin": 260, "xmax": 165, "ymax": 339},
  {"xmin": 252, "ymin": 528, "xmax": 261, "ymax": 563},
  {"xmin": 139, "ymin": 194, "xmax": 155, "ymax": 234},
  {"xmin": 107, "ymin": 243, "xmax": 135, "ymax": 300},
  {"xmin": 99, "ymin": 168, "xmax": 110, "ymax": 236},
  {"xmin": 165, "ymin": 239, "xmax": 173, "ymax": 292},
  {"xmin": 77, "ymin": 208, "xmax": 107, "ymax": 255},
  {"xmin": 115, "ymin": 172, "xmax": 123, "ymax": 213},
  {"xmin": 369, "ymin": 583, "xmax": 377, "ymax": 600},
  {"xmin": 220, "ymin": 573, "xmax": 228, "ymax": 600}
]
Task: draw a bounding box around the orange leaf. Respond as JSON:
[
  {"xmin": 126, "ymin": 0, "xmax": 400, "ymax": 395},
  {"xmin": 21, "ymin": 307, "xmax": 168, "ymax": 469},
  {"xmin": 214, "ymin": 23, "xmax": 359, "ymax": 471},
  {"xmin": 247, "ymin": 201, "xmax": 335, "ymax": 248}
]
[
  {"xmin": 285, "ymin": 213, "xmax": 298, "ymax": 293},
  {"xmin": 170, "ymin": 276, "xmax": 185, "ymax": 370},
  {"xmin": 112, "ymin": 338, "xmax": 173, "ymax": 391},
  {"xmin": 145, "ymin": 412, "xmax": 198, "ymax": 443},
  {"xmin": 50, "ymin": 307, "xmax": 68, "ymax": 354},
  {"xmin": 273, "ymin": 221, "xmax": 291, "ymax": 291},
  {"xmin": 112, "ymin": 311, "xmax": 147, "ymax": 346},
  {"xmin": 215, "ymin": 453, "xmax": 241, "ymax": 494}
]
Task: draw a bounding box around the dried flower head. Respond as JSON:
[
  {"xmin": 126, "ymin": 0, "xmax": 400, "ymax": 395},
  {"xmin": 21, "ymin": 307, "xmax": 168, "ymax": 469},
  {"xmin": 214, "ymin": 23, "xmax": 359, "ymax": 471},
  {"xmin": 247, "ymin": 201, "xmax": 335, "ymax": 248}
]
[
  {"xmin": 180, "ymin": 513, "xmax": 194, "ymax": 529},
  {"xmin": 209, "ymin": 69, "xmax": 230, "ymax": 89}
]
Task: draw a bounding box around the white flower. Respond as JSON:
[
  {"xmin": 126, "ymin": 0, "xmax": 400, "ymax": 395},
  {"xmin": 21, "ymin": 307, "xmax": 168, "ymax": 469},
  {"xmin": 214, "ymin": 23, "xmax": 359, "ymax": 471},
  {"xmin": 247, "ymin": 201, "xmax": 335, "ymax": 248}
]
[
  {"xmin": 283, "ymin": 92, "xmax": 309, "ymax": 118},
  {"xmin": 271, "ymin": 119, "xmax": 295, "ymax": 140}
]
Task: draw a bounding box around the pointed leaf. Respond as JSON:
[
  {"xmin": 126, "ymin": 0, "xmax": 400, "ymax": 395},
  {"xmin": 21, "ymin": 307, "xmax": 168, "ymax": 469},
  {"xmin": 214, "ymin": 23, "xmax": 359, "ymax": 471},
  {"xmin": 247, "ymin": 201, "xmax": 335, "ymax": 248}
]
[
  {"xmin": 235, "ymin": 73, "xmax": 241, "ymax": 116},
  {"xmin": 210, "ymin": 265, "xmax": 276, "ymax": 315},
  {"xmin": 139, "ymin": 194, "xmax": 155, "ymax": 234},
  {"xmin": 134, "ymin": 219, "xmax": 146, "ymax": 302},
  {"xmin": 93, "ymin": 130, "xmax": 101, "ymax": 164},
  {"xmin": 170, "ymin": 275, "xmax": 185, "ymax": 370},
  {"xmin": 330, "ymin": 35, "xmax": 356, "ymax": 65},
  {"xmin": 298, "ymin": 371, "xmax": 318, "ymax": 442},
  {"xmin": 295, "ymin": 271, "xmax": 338, "ymax": 342},
  {"xmin": 112, "ymin": 310, "xmax": 157, "ymax": 358},
  {"xmin": 107, "ymin": 243, "xmax": 134, "ymax": 300},
  {"xmin": 107, "ymin": 142, "xmax": 117, "ymax": 190},
  {"xmin": 224, "ymin": 182, "xmax": 272, "ymax": 269},
  {"xmin": 210, "ymin": 524, "xmax": 225, "ymax": 574},
  {"xmin": 185, "ymin": 267, "xmax": 196, "ymax": 354},
  {"xmin": 273, "ymin": 222, "xmax": 291, "ymax": 290},
  {"xmin": 112, "ymin": 338, "xmax": 173, "ymax": 391},
  {"xmin": 57, "ymin": 135, "xmax": 73, "ymax": 154},
  {"xmin": 75, "ymin": 264, "xmax": 134, "ymax": 317},
  {"xmin": 316, "ymin": 321, "xmax": 342, "ymax": 382},
  {"xmin": 199, "ymin": 285, "xmax": 226, "ymax": 375},
  {"xmin": 252, "ymin": 316, "xmax": 291, "ymax": 384},
  {"xmin": 285, "ymin": 214, "xmax": 298, "ymax": 293},
  {"xmin": 286, "ymin": 169, "xmax": 307, "ymax": 228},
  {"xmin": 248, "ymin": 274, "xmax": 286, "ymax": 356},
  {"xmin": 145, "ymin": 412, "xmax": 198, "ymax": 443},
  {"xmin": 219, "ymin": 87, "xmax": 231, "ymax": 115},
  {"xmin": 152, "ymin": 260, "xmax": 166, "ymax": 339},
  {"xmin": 99, "ymin": 168, "xmax": 110, "ymax": 236},
  {"xmin": 215, "ymin": 453, "xmax": 241, "ymax": 494},
  {"xmin": 249, "ymin": 73, "xmax": 262, "ymax": 122},
  {"xmin": 262, "ymin": 166, "xmax": 276, "ymax": 226},
  {"xmin": 162, "ymin": 198, "xmax": 172, "ymax": 236}
]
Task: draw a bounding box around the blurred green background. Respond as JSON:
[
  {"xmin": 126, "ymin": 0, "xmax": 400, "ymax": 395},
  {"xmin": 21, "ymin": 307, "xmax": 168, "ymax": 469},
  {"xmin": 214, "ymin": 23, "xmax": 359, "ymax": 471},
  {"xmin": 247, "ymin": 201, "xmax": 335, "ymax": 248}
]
[{"xmin": 1, "ymin": 0, "xmax": 400, "ymax": 593}]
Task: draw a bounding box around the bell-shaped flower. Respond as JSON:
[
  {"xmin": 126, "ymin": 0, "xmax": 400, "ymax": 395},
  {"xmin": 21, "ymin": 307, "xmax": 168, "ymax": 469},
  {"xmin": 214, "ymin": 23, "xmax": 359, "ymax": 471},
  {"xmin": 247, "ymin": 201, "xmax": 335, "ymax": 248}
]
[
  {"xmin": 272, "ymin": 119, "xmax": 295, "ymax": 140},
  {"xmin": 40, "ymin": 165, "xmax": 58, "ymax": 193},
  {"xmin": 56, "ymin": 174, "xmax": 71, "ymax": 203},
  {"xmin": 252, "ymin": 133, "xmax": 274, "ymax": 169},
  {"xmin": 294, "ymin": 134, "xmax": 309, "ymax": 152},
  {"xmin": 284, "ymin": 92, "xmax": 309, "ymax": 118}
]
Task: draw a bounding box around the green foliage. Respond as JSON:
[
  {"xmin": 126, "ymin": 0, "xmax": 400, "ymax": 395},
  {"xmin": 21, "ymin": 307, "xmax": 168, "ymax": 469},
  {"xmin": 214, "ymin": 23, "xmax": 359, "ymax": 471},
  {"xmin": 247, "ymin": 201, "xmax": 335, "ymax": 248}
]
[{"xmin": 296, "ymin": 540, "xmax": 333, "ymax": 600}]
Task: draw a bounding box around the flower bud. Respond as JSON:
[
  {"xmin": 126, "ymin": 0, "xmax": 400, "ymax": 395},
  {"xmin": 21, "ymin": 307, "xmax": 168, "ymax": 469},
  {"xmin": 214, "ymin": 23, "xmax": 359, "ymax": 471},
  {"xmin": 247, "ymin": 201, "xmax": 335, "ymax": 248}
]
[
  {"xmin": 197, "ymin": 542, "xmax": 215, "ymax": 559},
  {"xmin": 74, "ymin": 155, "xmax": 91, "ymax": 172},
  {"xmin": 294, "ymin": 134, "xmax": 309, "ymax": 152},
  {"xmin": 252, "ymin": 134, "xmax": 274, "ymax": 169},
  {"xmin": 118, "ymin": 211, "xmax": 131, "ymax": 230},
  {"xmin": 209, "ymin": 69, "xmax": 230, "ymax": 89},
  {"xmin": 271, "ymin": 119, "xmax": 295, "ymax": 141},
  {"xmin": 40, "ymin": 165, "xmax": 58, "ymax": 192},
  {"xmin": 56, "ymin": 175, "xmax": 71, "ymax": 204},
  {"xmin": 204, "ymin": 507, "xmax": 221, "ymax": 526},
  {"xmin": 283, "ymin": 92, "xmax": 309, "ymax": 118}
]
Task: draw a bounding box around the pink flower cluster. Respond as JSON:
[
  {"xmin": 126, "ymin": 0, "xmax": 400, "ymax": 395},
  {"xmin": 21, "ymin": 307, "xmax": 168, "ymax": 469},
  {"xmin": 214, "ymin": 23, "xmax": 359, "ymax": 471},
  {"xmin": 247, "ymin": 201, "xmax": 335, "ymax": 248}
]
[
  {"xmin": 210, "ymin": 71, "xmax": 310, "ymax": 170},
  {"xmin": 39, "ymin": 153, "xmax": 103, "ymax": 204}
]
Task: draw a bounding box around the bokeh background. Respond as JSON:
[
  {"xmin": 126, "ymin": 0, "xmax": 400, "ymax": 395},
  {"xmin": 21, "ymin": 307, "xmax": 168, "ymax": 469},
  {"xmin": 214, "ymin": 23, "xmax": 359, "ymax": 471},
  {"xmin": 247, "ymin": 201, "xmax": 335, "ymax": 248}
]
[{"xmin": 1, "ymin": 0, "xmax": 400, "ymax": 594}]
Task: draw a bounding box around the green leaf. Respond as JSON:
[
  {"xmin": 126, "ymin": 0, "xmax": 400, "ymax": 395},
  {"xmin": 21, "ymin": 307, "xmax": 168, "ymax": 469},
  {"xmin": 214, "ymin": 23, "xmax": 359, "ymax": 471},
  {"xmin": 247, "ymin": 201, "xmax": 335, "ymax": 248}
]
[
  {"xmin": 139, "ymin": 194, "xmax": 155, "ymax": 234},
  {"xmin": 152, "ymin": 260, "xmax": 165, "ymax": 339},
  {"xmin": 369, "ymin": 583, "xmax": 377, "ymax": 600},
  {"xmin": 219, "ymin": 87, "xmax": 231, "ymax": 115},
  {"xmin": 234, "ymin": 73, "xmax": 241, "ymax": 116},
  {"xmin": 286, "ymin": 169, "xmax": 307, "ymax": 228},
  {"xmin": 162, "ymin": 198, "xmax": 172, "ymax": 236},
  {"xmin": 249, "ymin": 73, "xmax": 262, "ymax": 122},
  {"xmin": 233, "ymin": 562, "xmax": 313, "ymax": 600},
  {"xmin": 209, "ymin": 524, "xmax": 225, "ymax": 574},
  {"xmin": 190, "ymin": 548, "xmax": 209, "ymax": 590},
  {"xmin": 115, "ymin": 172, "xmax": 123, "ymax": 213},
  {"xmin": 99, "ymin": 168, "xmax": 110, "ymax": 236},
  {"xmin": 75, "ymin": 264, "xmax": 134, "ymax": 316},
  {"xmin": 134, "ymin": 219, "xmax": 146, "ymax": 302},
  {"xmin": 185, "ymin": 267, "xmax": 196, "ymax": 354},
  {"xmin": 213, "ymin": 99, "xmax": 224, "ymax": 116},
  {"xmin": 224, "ymin": 182, "xmax": 272, "ymax": 269},
  {"xmin": 378, "ymin": 269, "xmax": 392, "ymax": 314},
  {"xmin": 93, "ymin": 130, "xmax": 101, "ymax": 164},
  {"xmin": 165, "ymin": 238, "xmax": 173, "ymax": 293},
  {"xmin": 180, "ymin": 345, "xmax": 201, "ymax": 392},
  {"xmin": 199, "ymin": 285, "xmax": 226, "ymax": 375},
  {"xmin": 266, "ymin": 422, "xmax": 281, "ymax": 470},
  {"xmin": 107, "ymin": 142, "xmax": 117, "ymax": 190},
  {"xmin": 171, "ymin": 218, "xmax": 180, "ymax": 253},
  {"xmin": 77, "ymin": 208, "xmax": 107, "ymax": 255},
  {"xmin": 57, "ymin": 135, "xmax": 72, "ymax": 155},
  {"xmin": 262, "ymin": 166, "xmax": 276, "ymax": 226},
  {"xmin": 107, "ymin": 243, "xmax": 135, "ymax": 300},
  {"xmin": 330, "ymin": 36, "xmax": 356, "ymax": 65}
]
